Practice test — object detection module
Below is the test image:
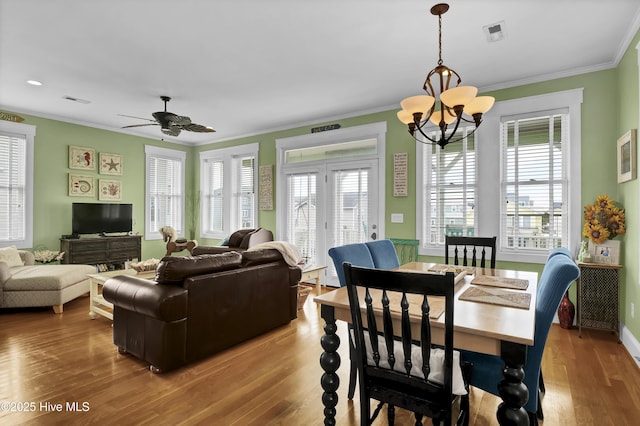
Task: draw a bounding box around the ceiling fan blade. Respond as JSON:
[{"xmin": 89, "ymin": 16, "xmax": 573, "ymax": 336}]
[
  {"xmin": 161, "ymin": 126, "xmax": 182, "ymax": 137},
  {"xmin": 122, "ymin": 123, "xmax": 159, "ymax": 129},
  {"xmin": 170, "ymin": 115, "xmax": 192, "ymax": 126},
  {"xmin": 183, "ymin": 123, "xmax": 216, "ymax": 133},
  {"xmin": 118, "ymin": 114, "xmax": 156, "ymax": 123}
]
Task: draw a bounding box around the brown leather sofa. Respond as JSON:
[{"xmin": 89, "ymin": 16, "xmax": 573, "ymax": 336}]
[{"xmin": 102, "ymin": 249, "xmax": 301, "ymax": 373}]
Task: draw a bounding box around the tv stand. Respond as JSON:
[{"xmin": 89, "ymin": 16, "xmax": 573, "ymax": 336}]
[{"xmin": 60, "ymin": 235, "xmax": 141, "ymax": 267}]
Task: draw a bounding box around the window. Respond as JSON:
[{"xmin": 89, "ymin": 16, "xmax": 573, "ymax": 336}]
[
  {"xmin": 418, "ymin": 126, "xmax": 476, "ymax": 248},
  {"xmin": 0, "ymin": 121, "xmax": 34, "ymax": 248},
  {"xmin": 200, "ymin": 143, "xmax": 258, "ymax": 239},
  {"xmin": 417, "ymin": 89, "xmax": 583, "ymax": 263},
  {"xmin": 145, "ymin": 145, "xmax": 186, "ymax": 240},
  {"xmin": 501, "ymin": 113, "xmax": 567, "ymax": 251}
]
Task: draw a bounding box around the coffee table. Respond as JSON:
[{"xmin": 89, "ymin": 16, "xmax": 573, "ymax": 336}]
[{"xmin": 88, "ymin": 269, "xmax": 155, "ymax": 320}]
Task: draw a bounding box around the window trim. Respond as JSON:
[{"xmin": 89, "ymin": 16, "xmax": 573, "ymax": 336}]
[
  {"xmin": 199, "ymin": 143, "xmax": 259, "ymax": 239},
  {"xmin": 0, "ymin": 121, "xmax": 35, "ymax": 249},
  {"xmin": 144, "ymin": 145, "xmax": 186, "ymax": 241}
]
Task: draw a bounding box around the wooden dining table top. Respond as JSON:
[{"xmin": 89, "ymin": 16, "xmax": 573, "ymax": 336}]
[{"xmin": 314, "ymin": 262, "xmax": 538, "ymax": 356}]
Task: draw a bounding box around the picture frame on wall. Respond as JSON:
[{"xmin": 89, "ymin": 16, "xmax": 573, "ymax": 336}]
[
  {"xmin": 617, "ymin": 129, "xmax": 636, "ymax": 183},
  {"xmin": 69, "ymin": 174, "xmax": 95, "ymax": 197},
  {"xmin": 99, "ymin": 152, "xmax": 123, "ymax": 175},
  {"xmin": 98, "ymin": 179, "xmax": 122, "ymax": 201},
  {"xmin": 69, "ymin": 145, "xmax": 96, "ymax": 170}
]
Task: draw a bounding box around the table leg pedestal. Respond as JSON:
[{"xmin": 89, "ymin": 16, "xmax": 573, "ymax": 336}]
[
  {"xmin": 320, "ymin": 304, "xmax": 340, "ymax": 426},
  {"xmin": 497, "ymin": 341, "xmax": 529, "ymax": 425}
]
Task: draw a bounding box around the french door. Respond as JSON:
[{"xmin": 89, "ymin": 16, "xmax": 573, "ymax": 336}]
[{"xmin": 283, "ymin": 159, "xmax": 379, "ymax": 286}]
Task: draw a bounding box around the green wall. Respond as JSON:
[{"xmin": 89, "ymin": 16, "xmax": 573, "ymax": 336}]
[
  {"xmin": 616, "ymin": 33, "xmax": 640, "ymax": 341},
  {"xmin": 18, "ymin": 115, "xmax": 191, "ymax": 259},
  {"xmin": 5, "ymin": 30, "xmax": 639, "ymax": 344}
]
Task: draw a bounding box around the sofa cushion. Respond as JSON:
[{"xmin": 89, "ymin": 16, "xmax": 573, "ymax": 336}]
[
  {"xmin": 0, "ymin": 246, "xmax": 24, "ymax": 267},
  {"xmin": 4, "ymin": 264, "xmax": 95, "ymax": 291},
  {"xmin": 228, "ymin": 229, "xmax": 253, "ymax": 248},
  {"xmin": 155, "ymin": 252, "xmax": 242, "ymax": 284},
  {"xmin": 240, "ymin": 228, "xmax": 261, "ymax": 250}
]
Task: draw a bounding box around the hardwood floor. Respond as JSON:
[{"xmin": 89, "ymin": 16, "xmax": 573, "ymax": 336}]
[{"xmin": 1, "ymin": 288, "xmax": 639, "ymax": 425}]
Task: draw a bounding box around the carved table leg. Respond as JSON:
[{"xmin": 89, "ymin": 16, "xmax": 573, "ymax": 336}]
[
  {"xmin": 497, "ymin": 341, "xmax": 529, "ymax": 425},
  {"xmin": 320, "ymin": 304, "xmax": 340, "ymax": 426}
]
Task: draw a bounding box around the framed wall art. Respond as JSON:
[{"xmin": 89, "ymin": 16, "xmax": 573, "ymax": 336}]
[
  {"xmin": 69, "ymin": 174, "xmax": 95, "ymax": 197},
  {"xmin": 69, "ymin": 145, "xmax": 96, "ymax": 170},
  {"xmin": 99, "ymin": 152, "xmax": 123, "ymax": 175},
  {"xmin": 98, "ymin": 179, "xmax": 122, "ymax": 201},
  {"xmin": 617, "ymin": 129, "xmax": 636, "ymax": 183}
]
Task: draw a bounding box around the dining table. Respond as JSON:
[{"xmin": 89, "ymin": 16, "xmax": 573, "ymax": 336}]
[{"xmin": 314, "ymin": 262, "xmax": 538, "ymax": 426}]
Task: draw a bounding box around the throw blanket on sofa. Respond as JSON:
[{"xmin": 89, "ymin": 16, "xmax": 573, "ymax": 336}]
[{"xmin": 247, "ymin": 241, "xmax": 302, "ymax": 267}]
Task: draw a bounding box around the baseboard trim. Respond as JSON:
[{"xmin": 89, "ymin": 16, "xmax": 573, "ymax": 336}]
[{"xmin": 621, "ymin": 323, "xmax": 640, "ymax": 368}]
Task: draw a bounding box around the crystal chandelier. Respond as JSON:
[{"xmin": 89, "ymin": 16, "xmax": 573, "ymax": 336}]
[{"xmin": 397, "ymin": 3, "xmax": 495, "ymax": 149}]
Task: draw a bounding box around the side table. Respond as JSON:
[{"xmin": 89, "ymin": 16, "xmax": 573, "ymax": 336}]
[
  {"xmin": 300, "ymin": 265, "xmax": 327, "ymax": 294},
  {"xmin": 88, "ymin": 269, "xmax": 155, "ymax": 320},
  {"xmin": 576, "ymin": 262, "xmax": 622, "ymax": 341}
]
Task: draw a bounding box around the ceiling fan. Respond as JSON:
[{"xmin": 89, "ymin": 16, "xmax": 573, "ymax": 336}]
[{"xmin": 120, "ymin": 96, "xmax": 215, "ymax": 137}]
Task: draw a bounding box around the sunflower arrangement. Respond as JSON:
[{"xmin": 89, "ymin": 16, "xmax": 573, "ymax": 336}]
[{"xmin": 583, "ymin": 195, "xmax": 626, "ymax": 244}]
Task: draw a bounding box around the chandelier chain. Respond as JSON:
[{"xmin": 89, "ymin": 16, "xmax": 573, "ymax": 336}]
[{"xmin": 438, "ymin": 13, "xmax": 443, "ymax": 65}]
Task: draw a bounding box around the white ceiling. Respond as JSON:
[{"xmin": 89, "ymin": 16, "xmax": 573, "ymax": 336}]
[{"xmin": 2, "ymin": 0, "xmax": 640, "ymax": 145}]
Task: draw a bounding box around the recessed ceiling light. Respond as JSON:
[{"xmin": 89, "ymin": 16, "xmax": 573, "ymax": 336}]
[{"xmin": 26, "ymin": 80, "xmax": 43, "ymax": 86}]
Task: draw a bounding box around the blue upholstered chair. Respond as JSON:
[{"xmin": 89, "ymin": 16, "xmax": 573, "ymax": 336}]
[
  {"xmin": 328, "ymin": 243, "xmax": 375, "ymax": 288},
  {"xmin": 328, "ymin": 240, "xmax": 401, "ymax": 400},
  {"xmin": 365, "ymin": 239, "xmax": 401, "ymax": 269},
  {"xmin": 459, "ymin": 248, "xmax": 579, "ymax": 424}
]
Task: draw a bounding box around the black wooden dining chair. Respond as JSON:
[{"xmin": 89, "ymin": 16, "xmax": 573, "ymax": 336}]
[
  {"xmin": 343, "ymin": 263, "xmax": 470, "ymax": 425},
  {"xmin": 444, "ymin": 236, "xmax": 497, "ymax": 269}
]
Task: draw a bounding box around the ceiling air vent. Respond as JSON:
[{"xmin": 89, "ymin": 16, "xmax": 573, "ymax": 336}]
[
  {"xmin": 483, "ymin": 21, "xmax": 505, "ymax": 42},
  {"xmin": 63, "ymin": 96, "xmax": 91, "ymax": 104}
]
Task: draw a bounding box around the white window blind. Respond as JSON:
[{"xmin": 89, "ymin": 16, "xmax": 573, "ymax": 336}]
[
  {"xmin": 0, "ymin": 133, "xmax": 26, "ymax": 242},
  {"xmin": 0, "ymin": 122, "xmax": 34, "ymax": 248},
  {"xmin": 199, "ymin": 143, "xmax": 258, "ymax": 239},
  {"xmin": 238, "ymin": 157, "xmax": 255, "ymax": 228},
  {"xmin": 500, "ymin": 112, "xmax": 568, "ymax": 251},
  {"xmin": 145, "ymin": 146, "xmax": 185, "ymax": 240},
  {"xmin": 420, "ymin": 127, "xmax": 476, "ymax": 248},
  {"xmin": 203, "ymin": 159, "xmax": 225, "ymax": 233},
  {"xmin": 286, "ymin": 172, "xmax": 317, "ymax": 264},
  {"xmin": 332, "ymin": 168, "xmax": 369, "ymax": 246}
]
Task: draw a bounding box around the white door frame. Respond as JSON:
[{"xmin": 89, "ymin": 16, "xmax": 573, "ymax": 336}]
[{"xmin": 276, "ymin": 122, "xmax": 386, "ymax": 283}]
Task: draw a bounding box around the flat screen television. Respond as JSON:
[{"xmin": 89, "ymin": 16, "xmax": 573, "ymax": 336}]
[{"xmin": 72, "ymin": 203, "xmax": 133, "ymax": 235}]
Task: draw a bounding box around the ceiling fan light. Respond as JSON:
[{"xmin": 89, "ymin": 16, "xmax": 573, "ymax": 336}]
[
  {"xmin": 429, "ymin": 109, "xmax": 457, "ymax": 126},
  {"xmin": 440, "ymin": 86, "xmax": 478, "ymax": 108},
  {"xmin": 400, "ymin": 95, "xmax": 435, "ymax": 115},
  {"xmin": 463, "ymin": 96, "xmax": 495, "ymax": 115}
]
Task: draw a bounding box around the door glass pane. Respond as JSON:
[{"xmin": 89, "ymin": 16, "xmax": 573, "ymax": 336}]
[{"xmin": 332, "ymin": 168, "xmax": 369, "ymax": 246}]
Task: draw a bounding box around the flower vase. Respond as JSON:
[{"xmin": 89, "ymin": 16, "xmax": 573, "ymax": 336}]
[{"xmin": 558, "ymin": 290, "xmax": 575, "ymax": 329}]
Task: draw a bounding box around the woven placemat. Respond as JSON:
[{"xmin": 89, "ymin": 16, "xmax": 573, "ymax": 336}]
[
  {"xmin": 459, "ymin": 286, "xmax": 531, "ymax": 310},
  {"xmin": 471, "ymin": 275, "xmax": 529, "ymax": 290}
]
